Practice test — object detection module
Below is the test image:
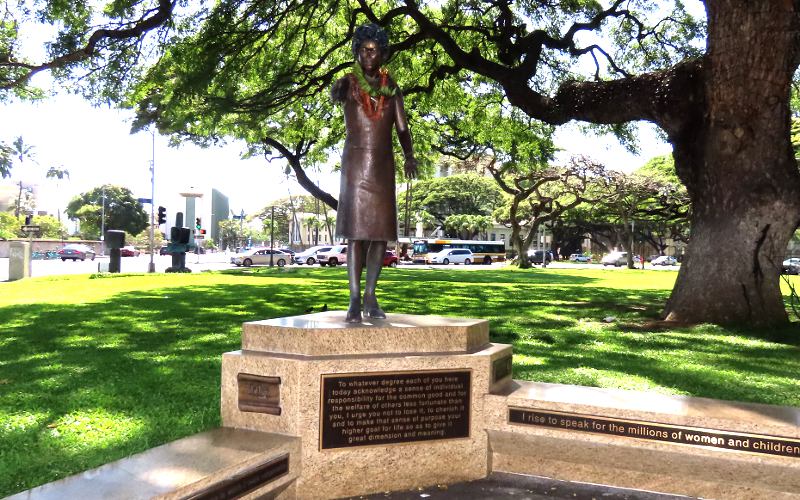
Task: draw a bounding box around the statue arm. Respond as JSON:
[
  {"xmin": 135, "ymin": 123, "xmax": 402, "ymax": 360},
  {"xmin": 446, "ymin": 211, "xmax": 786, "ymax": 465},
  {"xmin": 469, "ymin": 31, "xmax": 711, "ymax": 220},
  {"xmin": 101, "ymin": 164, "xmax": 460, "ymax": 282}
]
[
  {"xmin": 394, "ymin": 90, "xmax": 418, "ymax": 179},
  {"xmin": 331, "ymin": 76, "xmax": 349, "ymax": 103}
]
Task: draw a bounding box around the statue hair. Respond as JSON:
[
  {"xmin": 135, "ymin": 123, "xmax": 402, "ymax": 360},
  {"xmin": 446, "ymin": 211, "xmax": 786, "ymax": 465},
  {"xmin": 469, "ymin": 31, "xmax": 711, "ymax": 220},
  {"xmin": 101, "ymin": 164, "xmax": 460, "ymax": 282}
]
[{"xmin": 352, "ymin": 23, "xmax": 390, "ymax": 59}]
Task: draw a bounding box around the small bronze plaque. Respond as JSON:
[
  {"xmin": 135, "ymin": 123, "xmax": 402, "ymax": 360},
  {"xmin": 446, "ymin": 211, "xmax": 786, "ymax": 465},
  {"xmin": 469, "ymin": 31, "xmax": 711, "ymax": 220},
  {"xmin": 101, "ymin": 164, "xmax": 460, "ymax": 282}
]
[
  {"xmin": 238, "ymin": 373, "xmax": 281, "ymax": 415},
  {"xmin": 320, "ymin": 369, "xmax": 471, "ymax": 450},
  {"xmin": 509, "ymin": 408, "xmax": 800, "ymax": 459},
  {"xmin": 492, "ymin": 355, "xmax": 513, "ymax": 382},
  {"xmin": 181, "ymin": 453, "xmax": 289, "ymax": 500}
]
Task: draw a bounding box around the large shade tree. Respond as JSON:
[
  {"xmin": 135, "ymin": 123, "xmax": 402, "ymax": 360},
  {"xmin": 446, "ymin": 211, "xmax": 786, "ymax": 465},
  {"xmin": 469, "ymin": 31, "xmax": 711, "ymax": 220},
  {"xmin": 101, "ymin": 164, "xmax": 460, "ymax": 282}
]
[
  {"xmin": 4, "ymin": 1, "xmax": 799, "ymax": 326},
  {"xmin": 130, "ymin": 1, "xmax": 800, "ymax": 327},
  {"xmin": 66, "ymin": 185, "xmax": 148, "ymax": 239},
  {"xmin": 399, "ymin": 174, "xmax": 505, "ymax": 234}
]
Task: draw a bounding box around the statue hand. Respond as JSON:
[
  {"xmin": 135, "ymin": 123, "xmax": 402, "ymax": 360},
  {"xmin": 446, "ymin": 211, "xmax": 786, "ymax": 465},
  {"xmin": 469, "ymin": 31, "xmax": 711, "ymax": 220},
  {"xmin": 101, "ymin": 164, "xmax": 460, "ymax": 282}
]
[{"xmin": 404, "ymin": 156, "xmax": 418, "ymax": 179}]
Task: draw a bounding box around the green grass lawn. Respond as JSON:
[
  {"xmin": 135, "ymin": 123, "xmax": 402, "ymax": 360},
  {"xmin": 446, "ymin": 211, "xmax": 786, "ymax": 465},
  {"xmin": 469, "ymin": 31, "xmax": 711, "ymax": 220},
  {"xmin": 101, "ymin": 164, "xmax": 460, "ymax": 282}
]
[{"xmin": 1, "ymin": 266, "xmax": 798, "ymax": 496}]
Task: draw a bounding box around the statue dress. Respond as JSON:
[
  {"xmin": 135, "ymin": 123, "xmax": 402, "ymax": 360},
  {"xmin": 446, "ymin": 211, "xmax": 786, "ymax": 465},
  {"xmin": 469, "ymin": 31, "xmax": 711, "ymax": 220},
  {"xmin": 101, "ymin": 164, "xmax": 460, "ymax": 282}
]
[{"xmin": 334, "ymin": 74, "xmax": 411, "ymax": 241}]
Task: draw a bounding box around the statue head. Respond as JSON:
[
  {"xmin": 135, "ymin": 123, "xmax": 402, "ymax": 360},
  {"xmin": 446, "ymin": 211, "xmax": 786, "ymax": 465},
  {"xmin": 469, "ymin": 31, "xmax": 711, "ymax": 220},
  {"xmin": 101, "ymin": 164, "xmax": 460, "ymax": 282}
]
[{"xmin": 352, "ymin": 23, "xmax": 390, "ymax": 69}]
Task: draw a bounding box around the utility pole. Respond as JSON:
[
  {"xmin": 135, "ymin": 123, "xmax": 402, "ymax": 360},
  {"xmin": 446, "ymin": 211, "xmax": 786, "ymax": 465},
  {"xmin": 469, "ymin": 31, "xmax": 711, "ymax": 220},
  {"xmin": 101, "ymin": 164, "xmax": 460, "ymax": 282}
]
[
  {"xmin": 100, "ymin": 186, "xmax": 106, "ymax": 256},
  {"xmin": 270, "ymin": 206, "xmax": 275, "ymax": 267},
  {"xmin": 315, "ymin": 180, "xmax": 320, "ymax": 246},
  {"xmin": 148, "ymin": 130, "xmax": 156, "ymax": 273}
]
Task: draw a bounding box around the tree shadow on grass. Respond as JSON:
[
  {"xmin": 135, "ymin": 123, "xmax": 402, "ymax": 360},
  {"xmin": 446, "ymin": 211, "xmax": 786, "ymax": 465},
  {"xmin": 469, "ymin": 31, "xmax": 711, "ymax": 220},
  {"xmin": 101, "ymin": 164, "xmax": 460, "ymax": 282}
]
[
  {"xmin": 0, "ymin": 280, "xmax": 347, "ymax": 496},
  {"xmin": 1, "ymin": 269, "xmax": 798, "ymax": 496}
]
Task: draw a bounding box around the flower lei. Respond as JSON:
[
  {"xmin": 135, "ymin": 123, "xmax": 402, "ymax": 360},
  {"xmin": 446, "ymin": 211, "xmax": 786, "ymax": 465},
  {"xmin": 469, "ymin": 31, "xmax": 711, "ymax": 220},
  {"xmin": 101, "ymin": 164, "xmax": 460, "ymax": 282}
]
[{"xmin": 351, "ymin": 63, "xmax": 396, "ymax": 120}]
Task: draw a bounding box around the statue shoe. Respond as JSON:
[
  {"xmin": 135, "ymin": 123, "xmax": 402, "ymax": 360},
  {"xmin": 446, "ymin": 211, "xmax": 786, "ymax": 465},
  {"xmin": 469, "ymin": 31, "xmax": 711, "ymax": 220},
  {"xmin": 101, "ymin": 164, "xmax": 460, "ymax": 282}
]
[
  {"xmin": 345, "ymin": 302, "xmax": 362, "ymax": 323},
  {"xmin": 363, "ymin": 296, "xmax": 386, "ymax": 319}
]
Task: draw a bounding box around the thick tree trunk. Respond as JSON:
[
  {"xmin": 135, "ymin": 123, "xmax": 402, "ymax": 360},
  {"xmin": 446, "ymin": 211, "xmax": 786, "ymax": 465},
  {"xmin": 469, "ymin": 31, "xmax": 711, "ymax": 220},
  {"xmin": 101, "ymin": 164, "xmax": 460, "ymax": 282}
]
[{"xmin": 663, "ymin": 1, "xmax": 800, "ymax": 327}]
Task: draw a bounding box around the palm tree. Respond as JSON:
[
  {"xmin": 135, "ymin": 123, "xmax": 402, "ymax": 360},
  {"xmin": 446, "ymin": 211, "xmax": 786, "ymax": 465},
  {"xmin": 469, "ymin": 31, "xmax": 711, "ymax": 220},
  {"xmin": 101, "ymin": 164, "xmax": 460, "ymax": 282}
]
[
  {"xmin": 45, "ymin": 166, "xmax": 70, "ymax": 180},
  {"xmin": 11, "ymin": 136, "xmax": 36, "ymax": 218},
  {"xmin": 0, "ymin": 142, "xmax": 13, "ymax": 178},
  {"xmin": 46, "ymin": 166, "xmax": 70, "ymax": 240}
]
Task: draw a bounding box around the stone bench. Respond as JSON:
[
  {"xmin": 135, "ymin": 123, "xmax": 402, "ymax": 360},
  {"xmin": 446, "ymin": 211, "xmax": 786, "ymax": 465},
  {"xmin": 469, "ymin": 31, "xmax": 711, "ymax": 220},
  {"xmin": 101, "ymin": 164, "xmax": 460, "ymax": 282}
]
[
  {"xmin": 486, "ymin": 381, "xmax": 800, "ymax": 499},
  {"xmin": 7, "ymin": 428, "xmax": 299, "ymax": 500}
]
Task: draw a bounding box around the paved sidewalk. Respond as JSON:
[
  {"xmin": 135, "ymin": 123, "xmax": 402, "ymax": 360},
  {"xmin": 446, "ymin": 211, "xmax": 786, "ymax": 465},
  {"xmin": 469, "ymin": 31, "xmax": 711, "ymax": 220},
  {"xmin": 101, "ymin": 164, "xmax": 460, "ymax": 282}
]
[{"xmin": 346, "ymin": 472, "xmax": 693, "ymax": 500}]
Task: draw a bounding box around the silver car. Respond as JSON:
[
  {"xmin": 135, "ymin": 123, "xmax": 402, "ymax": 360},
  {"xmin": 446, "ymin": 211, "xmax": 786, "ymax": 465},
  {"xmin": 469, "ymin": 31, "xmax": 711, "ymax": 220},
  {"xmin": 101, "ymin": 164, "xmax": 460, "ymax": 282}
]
[
  {"xmin": 294, "ymin": 245, "xmax": 333, "ymax": 265},
  {"xmin": 231, "ymin": 248, "xmax": 291, "ymax": 267},
  {"xmin": 57, "ymin": 243, "xmax": 96, "ymax": 261}
]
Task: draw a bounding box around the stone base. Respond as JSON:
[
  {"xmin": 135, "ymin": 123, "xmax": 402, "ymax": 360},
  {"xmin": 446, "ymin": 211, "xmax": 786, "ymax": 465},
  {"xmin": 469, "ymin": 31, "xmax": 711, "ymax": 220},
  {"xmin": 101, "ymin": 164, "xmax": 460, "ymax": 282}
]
[
  {"xmin": 222, "ymin": 312, "xmax": 512, "ymax": 499},
  {"xmin": 6, "ymin": 428, "xmax": 300, "ymax": 500},
  {"xmin": 9, "ymin": 241, "xmax": 31, "ymax": 281},
  {"xmin": 485, "ymin": 381, "xmax": 800, "ymax": 500}
]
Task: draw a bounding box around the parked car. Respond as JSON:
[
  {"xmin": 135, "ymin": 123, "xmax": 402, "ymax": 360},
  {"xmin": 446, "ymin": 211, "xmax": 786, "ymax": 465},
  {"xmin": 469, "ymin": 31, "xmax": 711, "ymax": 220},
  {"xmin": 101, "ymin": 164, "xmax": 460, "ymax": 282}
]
[
  {"xmin": 278, "ymin": 247, "xmax": 296, "ymax": 257},
  {"xmin": 430, "ymin": 248, "xmax": 474, "ymax": 265},
  {"xmin": 159, "ymin": 246, "xmax": 170, "ymax": 255},
  {"xmin": 294, "ymin": 245, "xmax": 333, "ymax": 265},
  {"xmin": 782, "ymin": 258, "xmax": 800, "ymax": 275},
  {"xmin": 601, "ymin": 252, "xmax": 641, "ymax": 266},
  {"xmin": 602, "ymin": 251, "xmax": 627, "ymax": 267},
  {"xmin": 57, "ymin": 243, "xmax": 96, "ymax": 261},
  {"xmin": 231, "ymin": 247, "xmax": 291, "ymax": 267},
  {"xmin": 569, "ymin": 253, "xmax": 591, "ymax": 263},
  {"xmin": 317, "ymin": 245, "xmax": 348, "ymax": 266},
  {"xmin": 120, "ymin": 245, "xmax": 140, "ymax": 257},
  {"xmin": 383, "ymin": 250, "xmax": 399, "ymax": 267},
  {"xmin": 527, "ymin": 250, "xmax": 554, "ymax": 265},
  {"xmin": 651, "ymin": 255, "xmax": 678, "ymax": 266}
]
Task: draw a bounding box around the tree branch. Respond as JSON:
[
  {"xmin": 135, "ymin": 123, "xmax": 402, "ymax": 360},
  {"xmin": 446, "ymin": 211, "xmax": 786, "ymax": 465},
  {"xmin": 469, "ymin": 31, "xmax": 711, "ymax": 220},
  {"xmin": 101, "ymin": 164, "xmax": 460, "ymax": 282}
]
[
  {"xmin": 261, "ymin": 137, "xmax": 338, "ymax": 210},
  {"xmin": 1, "ymin": 0, "xmax": 174, "ymax": 91}
]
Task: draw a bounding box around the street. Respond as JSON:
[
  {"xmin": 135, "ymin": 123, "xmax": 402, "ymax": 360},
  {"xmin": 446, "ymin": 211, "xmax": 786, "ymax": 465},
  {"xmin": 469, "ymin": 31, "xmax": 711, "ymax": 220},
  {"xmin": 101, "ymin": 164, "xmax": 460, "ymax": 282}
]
[
  {"xmin": 0, "ymin": 254, "xmax": 680, "ymax": 282},
  {"xmin": 0, "ymin": 252, "xmax": 234, "ymax": 281}
]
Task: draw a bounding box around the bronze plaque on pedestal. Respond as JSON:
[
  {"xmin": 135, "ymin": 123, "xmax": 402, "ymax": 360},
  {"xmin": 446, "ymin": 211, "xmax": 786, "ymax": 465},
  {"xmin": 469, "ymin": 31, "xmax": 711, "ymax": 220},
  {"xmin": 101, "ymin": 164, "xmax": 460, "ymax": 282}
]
[
  {"xmin": 238, "ymin": 373, "xmax": 281, "ymax": 415},
  {"xmin": 319, "ymin": 369, "xmax": 471, "ymax": 450}
]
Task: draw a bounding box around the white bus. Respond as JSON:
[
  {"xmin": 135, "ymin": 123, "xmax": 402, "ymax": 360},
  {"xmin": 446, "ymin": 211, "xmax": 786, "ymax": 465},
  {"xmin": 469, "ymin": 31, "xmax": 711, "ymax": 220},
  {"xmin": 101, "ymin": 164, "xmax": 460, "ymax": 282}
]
[{"xmin": 410, "ymin": 239, "xmax": 506, "ymax": 265}]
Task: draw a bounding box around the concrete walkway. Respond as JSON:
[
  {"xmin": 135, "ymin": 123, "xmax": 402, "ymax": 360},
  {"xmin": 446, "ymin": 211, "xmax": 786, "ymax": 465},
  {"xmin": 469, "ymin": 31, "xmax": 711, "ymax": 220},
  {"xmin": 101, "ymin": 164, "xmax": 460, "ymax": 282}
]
[{"xmin": 347, "ymin": 472, "xmax": 693, "ymax": 500}]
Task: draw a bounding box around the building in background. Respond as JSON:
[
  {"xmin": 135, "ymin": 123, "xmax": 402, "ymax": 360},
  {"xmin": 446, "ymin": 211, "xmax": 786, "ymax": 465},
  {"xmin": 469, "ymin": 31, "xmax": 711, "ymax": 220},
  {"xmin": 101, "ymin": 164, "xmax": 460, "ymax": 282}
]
[
  {"xmin": 210, "ymin": 188, "xmax": 229, "ymax": 244},
  {"xmin": 0, "ymin": 180, "xmax": 39, "ymax": 214}
]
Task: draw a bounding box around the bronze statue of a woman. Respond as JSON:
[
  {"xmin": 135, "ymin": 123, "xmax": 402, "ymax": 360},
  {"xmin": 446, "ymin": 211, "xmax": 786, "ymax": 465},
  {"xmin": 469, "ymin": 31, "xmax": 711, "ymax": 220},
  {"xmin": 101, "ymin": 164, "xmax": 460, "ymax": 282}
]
[{"xmin": 331, "ymin": 24, "xmax": 417, "ymax": 323}]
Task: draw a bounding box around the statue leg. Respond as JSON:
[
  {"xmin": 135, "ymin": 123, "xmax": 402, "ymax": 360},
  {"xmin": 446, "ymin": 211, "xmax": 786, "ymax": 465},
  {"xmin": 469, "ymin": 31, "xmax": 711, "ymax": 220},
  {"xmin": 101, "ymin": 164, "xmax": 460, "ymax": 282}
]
[
  {"xmin": 363, "ymin": 240, "xmax": 387, "ymax": 319},
  {"xmin": 346, "ymin": 240, "xmax": 364, "ymax": 323}
]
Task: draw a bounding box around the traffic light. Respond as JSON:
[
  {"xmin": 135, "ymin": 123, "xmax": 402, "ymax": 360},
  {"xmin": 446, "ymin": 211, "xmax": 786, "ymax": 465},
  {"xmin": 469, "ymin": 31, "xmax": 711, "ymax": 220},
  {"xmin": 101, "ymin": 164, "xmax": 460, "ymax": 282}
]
[
  {"xmin": 195, "ymin": 217, "xmax": 201, "ymax": 230},
  {"xmin": 199, "ymin": 229, "xmax": 207, "ymax": 235},
  {"xmin": 157, "ymin": 206, "xmax": 167, "ymax": 225},
  {"xmin": 24, "ymin": 214, "xmax": 33, "ymax": 225}
]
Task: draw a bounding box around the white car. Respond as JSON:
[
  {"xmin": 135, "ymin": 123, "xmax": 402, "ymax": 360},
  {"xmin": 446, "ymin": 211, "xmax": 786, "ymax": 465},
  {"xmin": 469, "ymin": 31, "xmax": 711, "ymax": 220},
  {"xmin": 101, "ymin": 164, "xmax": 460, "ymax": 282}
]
[
  {"xmin": 782, "ymin": 258, "xmax": 800, "ymax": 275},
  {"xmin": 317, "ymin": 245, "xmax": 348, "ymax": 266},
  {"xmin": 651, "ymin": 255, "xmax": 678, "ymax": 266},
  {"xmin": 602, "ymin": 251, "xmax": 624, "ymax": 266},
  {"xmin": 430, "ymin": 248, "xmax": 474, "ymax": 265},
  {"xmin": 231, "ymin": 247, "xmax": 291, "ymax": 267},
  {"xmin": 294, "ymin": 245, "xmax": 333, "ymax": 265},
  {"xmin": 569, "ymin": 253, "xmax": 591, "ymax": 263},
  {"xmin": 602, "ymin": 251, "xmax": 637, "ymax": 267}
]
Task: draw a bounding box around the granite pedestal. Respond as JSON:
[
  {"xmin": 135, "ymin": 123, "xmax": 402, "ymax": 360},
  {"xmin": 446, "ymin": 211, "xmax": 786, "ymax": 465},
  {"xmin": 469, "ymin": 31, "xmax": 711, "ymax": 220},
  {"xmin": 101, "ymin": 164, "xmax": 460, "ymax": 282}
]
[{"xmin": 221, "ymin": 311, "xmax": 513, "ymax": 499}]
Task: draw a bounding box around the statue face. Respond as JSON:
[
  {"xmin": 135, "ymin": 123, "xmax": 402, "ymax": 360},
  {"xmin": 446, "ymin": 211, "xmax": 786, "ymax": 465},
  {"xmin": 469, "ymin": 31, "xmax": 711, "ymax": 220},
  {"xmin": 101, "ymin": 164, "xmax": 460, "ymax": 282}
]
[{"xmin": 357, "ymin": 39, "xmax": 382, "ymax": 75}]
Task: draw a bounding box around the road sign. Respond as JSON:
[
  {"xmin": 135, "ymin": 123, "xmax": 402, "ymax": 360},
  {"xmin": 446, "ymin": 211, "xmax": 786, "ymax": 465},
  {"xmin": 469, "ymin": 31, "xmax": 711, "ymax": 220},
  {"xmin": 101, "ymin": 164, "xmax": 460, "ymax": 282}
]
[
  {"xmin": 137, "ymin": 197, "xmax": 153, "ymax": 204},
  {"xmin": 21, "ymin": 225, "xmax": 41, "ymax": 233},
  {"xmin": 194, "ymin": 234, "xmax": 205, "ymax": 240}
]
